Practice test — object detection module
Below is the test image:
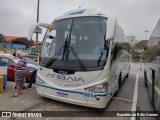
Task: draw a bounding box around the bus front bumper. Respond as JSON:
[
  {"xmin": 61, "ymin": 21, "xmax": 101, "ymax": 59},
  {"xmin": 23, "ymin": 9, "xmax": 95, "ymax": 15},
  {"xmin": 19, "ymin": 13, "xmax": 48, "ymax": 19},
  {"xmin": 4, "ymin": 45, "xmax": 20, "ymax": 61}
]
[{"xmin": 36, "ymin": 83, "xmax": 109, "ymax": 108}]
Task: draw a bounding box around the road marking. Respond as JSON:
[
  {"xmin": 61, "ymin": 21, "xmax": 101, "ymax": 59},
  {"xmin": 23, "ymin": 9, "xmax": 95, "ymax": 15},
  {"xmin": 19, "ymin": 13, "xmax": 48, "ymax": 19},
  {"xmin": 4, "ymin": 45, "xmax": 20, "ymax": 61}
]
[
  {"xmin": 130, "ymin": 73, "xmax": 139, "ymax": 120},
  {"xmin": 113, "ymin": 97, "xmax": 133, "ymax": 102}
]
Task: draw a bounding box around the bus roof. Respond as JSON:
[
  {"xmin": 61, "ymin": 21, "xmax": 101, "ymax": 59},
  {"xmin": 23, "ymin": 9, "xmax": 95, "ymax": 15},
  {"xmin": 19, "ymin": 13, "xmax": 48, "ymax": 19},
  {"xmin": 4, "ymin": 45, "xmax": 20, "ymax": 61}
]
[{"xmin": 54, "ymin": 8, "xmax": 113, "ymax": 21}]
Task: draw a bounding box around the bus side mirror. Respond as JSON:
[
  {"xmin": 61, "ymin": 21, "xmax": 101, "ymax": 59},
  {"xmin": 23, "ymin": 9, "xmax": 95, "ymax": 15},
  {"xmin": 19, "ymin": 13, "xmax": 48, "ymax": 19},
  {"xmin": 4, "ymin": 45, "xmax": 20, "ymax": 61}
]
[
  {"xmin": 27, "ymin": 23, "xmax": 52, "ymax": 41},
  {"xmin": 105, "ymin": 16, "xmax": 117, "ymax": 41}
]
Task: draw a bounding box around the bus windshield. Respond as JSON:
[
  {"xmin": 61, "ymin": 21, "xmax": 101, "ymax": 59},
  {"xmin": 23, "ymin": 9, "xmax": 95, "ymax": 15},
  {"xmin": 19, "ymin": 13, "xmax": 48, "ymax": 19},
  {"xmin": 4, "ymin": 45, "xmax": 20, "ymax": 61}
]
[{"xmin": 40, "ymin": 16, "xmax": 108, "ymax": 71}]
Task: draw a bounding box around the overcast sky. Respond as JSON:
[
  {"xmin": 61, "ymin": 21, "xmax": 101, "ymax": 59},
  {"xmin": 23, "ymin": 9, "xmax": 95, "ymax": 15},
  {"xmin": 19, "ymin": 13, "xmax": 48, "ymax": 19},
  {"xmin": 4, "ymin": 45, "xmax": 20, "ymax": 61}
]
[{"xmin": 0, "ymin": 0, "xmax": 160, "ymax": 41}]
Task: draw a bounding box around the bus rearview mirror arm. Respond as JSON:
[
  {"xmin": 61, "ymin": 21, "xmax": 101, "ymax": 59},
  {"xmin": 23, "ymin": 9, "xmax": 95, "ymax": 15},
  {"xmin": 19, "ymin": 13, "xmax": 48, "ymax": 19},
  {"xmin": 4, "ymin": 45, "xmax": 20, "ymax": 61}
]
[
  {"xmin": 105, "ymin": 16, "xmax": 117, "ymax": 41},
  {"xmin": 27, "ymin": 23, "xmax": 52, "ymax": 41}
]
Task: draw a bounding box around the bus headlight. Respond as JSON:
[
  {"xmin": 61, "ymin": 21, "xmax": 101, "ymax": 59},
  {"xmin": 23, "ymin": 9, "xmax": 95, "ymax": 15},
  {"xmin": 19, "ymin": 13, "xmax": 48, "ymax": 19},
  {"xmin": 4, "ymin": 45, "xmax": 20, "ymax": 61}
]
[
  {"xmin": 84, "ymin": 82, "xmax": 108, "ymax": 93},
  {"xmin": 36, "ymin": 75, "xmax": 45, "ymax": 84}
]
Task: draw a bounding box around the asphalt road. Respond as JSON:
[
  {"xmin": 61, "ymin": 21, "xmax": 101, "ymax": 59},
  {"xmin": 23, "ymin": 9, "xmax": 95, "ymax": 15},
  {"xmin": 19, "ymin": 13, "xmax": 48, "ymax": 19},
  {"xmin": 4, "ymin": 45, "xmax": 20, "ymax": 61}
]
[
  {"xmin": 0, "ymin": 62, "xmax": 159, "ymax": 120},
  {"xmin": 117, "ymin": 63, "xmax": 159, "ymax": 120}
]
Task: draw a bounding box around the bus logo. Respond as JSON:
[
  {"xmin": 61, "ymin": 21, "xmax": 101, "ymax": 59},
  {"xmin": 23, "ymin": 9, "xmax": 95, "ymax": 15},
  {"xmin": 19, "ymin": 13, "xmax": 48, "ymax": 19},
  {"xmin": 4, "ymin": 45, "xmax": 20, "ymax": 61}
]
[{"xmin": 47, "ymin": 73, "xmax": 85, "ymax": 83}]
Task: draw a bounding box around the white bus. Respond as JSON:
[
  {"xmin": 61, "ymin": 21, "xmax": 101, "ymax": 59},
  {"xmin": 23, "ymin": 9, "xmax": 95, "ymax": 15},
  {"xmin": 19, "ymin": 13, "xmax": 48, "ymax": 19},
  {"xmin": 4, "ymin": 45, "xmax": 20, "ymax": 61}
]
[
  {"xmin": 144, "ymin": 19, "xmax": 160, "ymax": 112},
  {"xmin": 27, "ymin": 8, "xmax": 131, "ymax": 108}
]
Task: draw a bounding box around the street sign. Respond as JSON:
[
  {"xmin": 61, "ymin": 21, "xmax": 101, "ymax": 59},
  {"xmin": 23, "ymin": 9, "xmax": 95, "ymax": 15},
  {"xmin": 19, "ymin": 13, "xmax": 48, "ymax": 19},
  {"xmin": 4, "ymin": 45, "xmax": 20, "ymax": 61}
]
[{"xmin": 34, "ymin": 27, "xmax": 42, "ymax": 34}]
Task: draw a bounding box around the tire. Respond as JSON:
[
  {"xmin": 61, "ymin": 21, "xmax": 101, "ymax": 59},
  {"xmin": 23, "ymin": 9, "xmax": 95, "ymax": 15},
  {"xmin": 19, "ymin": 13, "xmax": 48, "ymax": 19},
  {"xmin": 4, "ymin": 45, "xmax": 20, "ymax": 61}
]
[
  {"xmin": 144, "ymin": 71, "xmax": 148, "ymax": 88},
  {"xmin": 113, "ymin": 89, "xmax": 118, "ymax": 97},
  {"xmin": 126, "ymin": 72, "xmax": 129, "ymax": 78},
  {"xmin": 126, "ymin": 65, "xmax": 130, "ymax": 78},
  {"xmin": 118, "ymin": 72, "xmax": 122, "ymax": 88}
]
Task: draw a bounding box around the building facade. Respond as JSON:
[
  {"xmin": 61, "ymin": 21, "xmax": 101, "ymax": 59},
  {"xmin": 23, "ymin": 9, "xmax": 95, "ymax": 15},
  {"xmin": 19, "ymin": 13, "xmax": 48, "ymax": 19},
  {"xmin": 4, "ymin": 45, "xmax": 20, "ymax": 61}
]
[
  {"xmin": 126, "ymin": 36, "xmax": 139, "ymax": 45},
  {"xmin": 0, "ymin": 34, "xmax": 42, "ymax": 49},
  {"xmin": 148, "ymin": 19, "xmax": 160, "ymax": 46}
]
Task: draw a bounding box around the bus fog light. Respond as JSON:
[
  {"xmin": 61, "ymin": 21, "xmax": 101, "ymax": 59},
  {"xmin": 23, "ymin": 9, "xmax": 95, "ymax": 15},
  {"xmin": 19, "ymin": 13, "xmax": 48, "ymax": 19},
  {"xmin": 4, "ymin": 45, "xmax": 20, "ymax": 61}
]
[
  {"xmin": 84, "ymin": 82, "xmax": 108, "ymax": 93},
  {"xmin": 96, "ymin": 98, "xmax": 100, "ymax": 101},
  {"xmin": 36, "ymin": 76, "xmax": 45, "ymax": 84}
]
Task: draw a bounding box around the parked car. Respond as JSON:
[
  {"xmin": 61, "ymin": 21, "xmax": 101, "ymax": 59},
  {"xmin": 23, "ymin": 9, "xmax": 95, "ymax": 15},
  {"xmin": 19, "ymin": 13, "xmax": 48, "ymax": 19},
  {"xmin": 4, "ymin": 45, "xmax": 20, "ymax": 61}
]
[
  {"xmin": 0, "ymin": 55, "xmax": 37, "ymax": 82},
  {"xmin": 0, "ymin": 52, "xmax": 13, "ymax": 57},
  {"xmin": 27, "ymin": 46, "xmax": 36, "ymax": 58},
  {"xmin": 0, "ymin": 51, "xmax": 5, "ymax": 54}
]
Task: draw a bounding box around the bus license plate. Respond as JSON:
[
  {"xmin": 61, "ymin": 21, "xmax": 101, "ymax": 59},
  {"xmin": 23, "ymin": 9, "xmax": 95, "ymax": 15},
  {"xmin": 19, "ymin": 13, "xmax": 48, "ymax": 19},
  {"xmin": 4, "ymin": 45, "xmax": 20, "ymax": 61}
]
[{"xmin": 57, "ymin": 92, "xmax": 68, "ymax": 98}]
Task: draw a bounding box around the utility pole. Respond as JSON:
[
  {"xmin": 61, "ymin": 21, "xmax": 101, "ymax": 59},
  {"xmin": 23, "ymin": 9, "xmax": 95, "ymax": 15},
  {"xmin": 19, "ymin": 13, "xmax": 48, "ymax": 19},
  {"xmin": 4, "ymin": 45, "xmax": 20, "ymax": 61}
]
[
  {"xmin": 144, "ymin": 30, "xmax": 149, "ymax": 40},
  {"xmin": 144, "ymin": 30, "xmax": 149, "ymax": 47},
  {"xmin": 36, "ymin": 0, "xmax": 40, "ymax": 48},
  {"xmin": 34, "ymin": 0, "xmax": 40, "ymax": 62}
]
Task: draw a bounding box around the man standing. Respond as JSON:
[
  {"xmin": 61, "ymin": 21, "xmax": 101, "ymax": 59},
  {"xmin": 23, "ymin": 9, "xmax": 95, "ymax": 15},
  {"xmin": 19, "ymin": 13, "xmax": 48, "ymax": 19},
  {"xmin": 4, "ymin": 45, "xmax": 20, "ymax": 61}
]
[{"xmin": 10, "ymin": 51, "xmax": 27, "ymax": 98}]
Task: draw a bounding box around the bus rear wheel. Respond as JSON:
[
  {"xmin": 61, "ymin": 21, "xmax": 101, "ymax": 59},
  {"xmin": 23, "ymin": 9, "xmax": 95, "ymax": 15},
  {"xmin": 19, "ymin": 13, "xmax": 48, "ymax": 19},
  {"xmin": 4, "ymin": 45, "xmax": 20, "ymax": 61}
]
[
  {"xmin": 144, "ymin": 71, "xmax": 148, "ymax": 88},
  {"xmin": 126, "ymin": 72, "xmax": 129, "ymax": 78},
  {"xmin": 126, "ymin": 65, "xmax": 130, "ymax": 78}
]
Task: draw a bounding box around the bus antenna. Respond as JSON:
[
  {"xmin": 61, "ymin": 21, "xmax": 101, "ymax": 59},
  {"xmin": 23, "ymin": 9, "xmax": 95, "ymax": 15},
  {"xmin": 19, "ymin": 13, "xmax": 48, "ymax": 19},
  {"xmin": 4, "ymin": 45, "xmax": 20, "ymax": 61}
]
[{"xmin": 79, "ymin": 2, "xmax": 88, "ymax": 8}]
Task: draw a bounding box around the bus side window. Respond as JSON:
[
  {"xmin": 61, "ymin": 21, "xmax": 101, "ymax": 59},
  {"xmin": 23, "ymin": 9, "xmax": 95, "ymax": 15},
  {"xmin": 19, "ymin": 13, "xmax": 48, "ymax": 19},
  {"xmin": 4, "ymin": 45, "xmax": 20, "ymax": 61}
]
[
  {"xmin": 116, "ymin": 44, "xmax": 123, "ymax": 57},
  {"xmin": 111, "ymin": 43, "xmax": 116, "ymax": 62},
  {"xmin": 111, "ymin": 43, "xmax": 124, "ymax": 62}
]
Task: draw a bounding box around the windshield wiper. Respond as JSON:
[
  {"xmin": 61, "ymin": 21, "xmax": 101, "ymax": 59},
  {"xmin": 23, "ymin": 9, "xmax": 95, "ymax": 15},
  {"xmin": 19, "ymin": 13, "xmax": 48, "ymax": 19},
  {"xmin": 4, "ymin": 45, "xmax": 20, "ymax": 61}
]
[
  {"xmin": 97, "ymin": 51, "xmax": 104, "ymax": 67},
  {"xmin": 61, "ymin": 32, "xmax": 87, "ymax": 71},
  {"xmin": 45, "ymin": 31, "xmax": 70, "ymax": 68},
  {"xmin": 45, "ymin": 20, "xmax": 87, "ymax": 71},
  {"xmin": 45, "ymin": 46, "xmax": 64, "ymax": 68},
  {"xmin": 69, "ymin": 46, "xmax": 87, "ymax": 71},
  {"xmin": 45, "ymin": 38, "xmax": 87, "ymax": 71},
  {"xmin": 62, "ymin": 33, "xmax": 69, "ymax": 62}
]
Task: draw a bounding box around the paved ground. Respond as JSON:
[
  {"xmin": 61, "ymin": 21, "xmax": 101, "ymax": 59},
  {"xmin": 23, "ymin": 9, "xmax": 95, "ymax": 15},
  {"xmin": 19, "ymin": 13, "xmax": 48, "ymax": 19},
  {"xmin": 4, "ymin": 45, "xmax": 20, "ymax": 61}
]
[
  {"xmin": 0, "ymin": 82, "xmax": 132, "ymax": 120},
  {"xmin": 0, "ymin": 61, "xmax": 159, "ymax": 120},
  {"xmin": 117, "ymin": 63, "xmax": 159, "ymax": 120}
]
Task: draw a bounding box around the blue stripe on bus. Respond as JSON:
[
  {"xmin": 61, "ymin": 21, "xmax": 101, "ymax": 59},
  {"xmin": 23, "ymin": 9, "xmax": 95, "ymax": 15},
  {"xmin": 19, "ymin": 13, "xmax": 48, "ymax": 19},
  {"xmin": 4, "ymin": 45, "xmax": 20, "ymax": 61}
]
[{"xmin": 36, "ymin": 83, "xmax": 108, "ymax": 97}]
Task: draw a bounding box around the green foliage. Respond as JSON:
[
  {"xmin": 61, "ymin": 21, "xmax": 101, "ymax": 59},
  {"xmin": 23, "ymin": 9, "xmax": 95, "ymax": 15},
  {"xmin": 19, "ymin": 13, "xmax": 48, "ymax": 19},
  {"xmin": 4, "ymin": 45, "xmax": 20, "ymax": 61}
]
[
  {"xmin": 133, "ymin": 40, "xmax": 148, "ymax": 49},
  {"xmin": 144, "ymin": 46, "xmax": 160, "ymax": 61},
  {"xmin": 130, "ymin": 40, "xmax": 148, "ymax": 61},
  {"xmin": 124, "ymin": 42, "xmax": 131, "ymax": 51}
]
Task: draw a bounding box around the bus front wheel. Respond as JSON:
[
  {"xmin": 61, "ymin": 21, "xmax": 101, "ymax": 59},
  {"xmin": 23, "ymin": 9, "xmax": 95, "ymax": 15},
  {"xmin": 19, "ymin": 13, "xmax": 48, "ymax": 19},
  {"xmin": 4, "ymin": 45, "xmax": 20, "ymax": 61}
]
[{"xmin": 114, "ymin": 73, "xmax": 122, "ymax": 97}]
